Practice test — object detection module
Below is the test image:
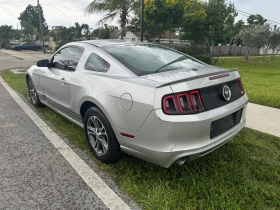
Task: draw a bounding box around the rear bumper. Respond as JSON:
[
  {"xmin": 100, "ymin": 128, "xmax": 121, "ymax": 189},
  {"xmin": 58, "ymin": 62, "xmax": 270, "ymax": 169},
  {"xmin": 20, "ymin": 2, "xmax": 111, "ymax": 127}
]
[{"xmin": 114, "ymin": 95, "xmax": 248, "ymax": 168}]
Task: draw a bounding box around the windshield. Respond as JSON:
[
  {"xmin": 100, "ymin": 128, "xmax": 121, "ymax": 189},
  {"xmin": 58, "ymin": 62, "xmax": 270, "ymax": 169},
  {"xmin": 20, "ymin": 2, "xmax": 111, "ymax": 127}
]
[{"xmin": 102, "ymin": 44, "xmax": 205, "ymax": 76}]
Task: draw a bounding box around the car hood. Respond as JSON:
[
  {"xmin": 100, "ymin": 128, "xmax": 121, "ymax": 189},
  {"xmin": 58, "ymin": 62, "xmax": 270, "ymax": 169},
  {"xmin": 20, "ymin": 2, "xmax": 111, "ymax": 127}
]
[{"xmin": 141, "ymin": 66, "xmax": 232, "ymax": 85}]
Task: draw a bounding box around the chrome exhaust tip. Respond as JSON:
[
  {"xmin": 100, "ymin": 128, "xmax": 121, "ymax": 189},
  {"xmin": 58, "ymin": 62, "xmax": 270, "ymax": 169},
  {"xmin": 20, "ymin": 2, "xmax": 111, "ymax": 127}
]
[{"xmin": 176, "ymin": 157, "xmax": 189, "ymax": 166}]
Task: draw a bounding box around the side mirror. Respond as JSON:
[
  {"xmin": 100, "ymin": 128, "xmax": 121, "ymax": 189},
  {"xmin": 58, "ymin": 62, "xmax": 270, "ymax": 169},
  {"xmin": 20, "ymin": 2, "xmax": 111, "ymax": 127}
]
[{"xmin": 37, "ymin": 59, "xmax": 49, "ymax": 67}]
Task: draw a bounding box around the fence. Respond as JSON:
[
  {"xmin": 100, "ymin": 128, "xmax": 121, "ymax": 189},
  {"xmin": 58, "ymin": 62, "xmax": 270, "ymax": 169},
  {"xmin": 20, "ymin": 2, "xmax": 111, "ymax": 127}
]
[
  {"xmin": 157, "ymin": 43, "xmax": 260, "ymax": 57},
  {"xmin": 211, "ymin": 46, "xmax": 259, "ymax": 56}
]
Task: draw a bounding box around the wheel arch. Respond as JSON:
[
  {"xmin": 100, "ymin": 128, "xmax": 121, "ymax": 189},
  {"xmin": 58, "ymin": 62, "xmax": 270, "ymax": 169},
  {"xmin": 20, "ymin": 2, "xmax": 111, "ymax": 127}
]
[{"xmin": 79, "ymin": 98, "xmax": 114, "ymax": 126}]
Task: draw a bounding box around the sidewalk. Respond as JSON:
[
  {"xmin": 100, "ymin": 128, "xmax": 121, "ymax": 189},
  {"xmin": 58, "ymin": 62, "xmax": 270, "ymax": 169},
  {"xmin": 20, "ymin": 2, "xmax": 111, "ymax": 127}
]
[
  {"xmin": 246, "ymin": 103, "xmax": 280, "ymax": 138},
  {"xmin": 0, "ymin": 81, "xmax": 108, "ymax": 209}
]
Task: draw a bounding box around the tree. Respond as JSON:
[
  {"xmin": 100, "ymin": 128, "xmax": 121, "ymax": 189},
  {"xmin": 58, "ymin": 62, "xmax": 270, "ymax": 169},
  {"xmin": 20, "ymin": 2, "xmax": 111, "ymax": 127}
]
[
  {"xmin": 0, "ymin": 25, "xmax": 13, "ymax": 48},
  {"xmin": 73, "ymin": 22, "xmax": 90, "ymax": 40},
  {"xmin": 269, "ymin": 25, "xmax": 280, "ymax": 61},
  {"xmin": 204, "ymin": 0, "xmax": 237, "ymax": 45},
  {"xmin": 247, "ymin": 14, "xmax": 267, "ymax": 26},
  {"xmin": 21, "ymin": 20, "xmax": 37, "ymax": 41},
  {"xmin": 180, "ymin": 0, "xmax": 237, "ymax": 45},
  {"xmin": 85, "ymin": 0, "xmax": 138, "ymax": 39},
  {"xmin": 12, "ymin": 29, "xmax": 22, "ymax": 41},
  {"xmin": 18, "ymin": 4, "xmax": 48, "ymax": 37},
  {"xmin": 49, "ymin": 26, "xmax": 75, "ymax": 49},
  {"xmin": 237, "ymin": 24, "xmax": 271, "ymax": 60},
  {"xmin": 91, "ymin": 24, "xmax": 118, "ymax": 39},
  {"xmin": 145, "ymin": 0, "xmax": 205, "ymax": 42}
]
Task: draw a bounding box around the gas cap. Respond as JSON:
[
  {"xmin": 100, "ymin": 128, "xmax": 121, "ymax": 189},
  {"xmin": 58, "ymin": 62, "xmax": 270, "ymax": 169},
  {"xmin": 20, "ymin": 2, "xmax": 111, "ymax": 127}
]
[{"xmin": 119, "ymin": 93, "xmax": 133, "ymax": 112}]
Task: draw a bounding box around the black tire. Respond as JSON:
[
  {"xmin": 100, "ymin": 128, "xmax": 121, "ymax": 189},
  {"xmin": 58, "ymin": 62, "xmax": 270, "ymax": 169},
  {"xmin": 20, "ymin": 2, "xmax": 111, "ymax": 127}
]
[
  {"xmin": 26, "ymin": 77, "xmax": 44, "ymax": 107},
  {"xmin": 84, "ymin": 107, "xmax": 123, "ymax": 163}
]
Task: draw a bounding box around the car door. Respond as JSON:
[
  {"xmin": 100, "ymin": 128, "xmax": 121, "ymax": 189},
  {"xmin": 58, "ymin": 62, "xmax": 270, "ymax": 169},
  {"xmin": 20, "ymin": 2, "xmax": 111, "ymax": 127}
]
[
  {"xmin": 39, "ymin": 46, "xmax": 84, "ymax": 108},
  {"xmin": 21, "ymin": 43, "xmax": 28, "ymax": 50},
  {"xmin": 29, "ymin": 43, "xmax": 36, "ymax": 50},
  {"xmin": 25, "ymin": 43, "xmax": 31, "ymax": 50}
]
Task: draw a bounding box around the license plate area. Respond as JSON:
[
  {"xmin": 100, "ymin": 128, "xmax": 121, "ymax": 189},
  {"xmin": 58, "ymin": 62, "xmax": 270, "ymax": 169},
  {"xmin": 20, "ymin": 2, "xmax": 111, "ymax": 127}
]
[{"xmin": 210, "ymin": 109, "xmax": 243, "ymax": 139}]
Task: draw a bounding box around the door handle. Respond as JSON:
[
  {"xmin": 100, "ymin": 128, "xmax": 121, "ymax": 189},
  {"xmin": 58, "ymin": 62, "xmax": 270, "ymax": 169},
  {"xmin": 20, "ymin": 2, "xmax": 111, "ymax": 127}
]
[{"xmin": 61, "ymin": 78, "xmax": 67, "ymax": 85}]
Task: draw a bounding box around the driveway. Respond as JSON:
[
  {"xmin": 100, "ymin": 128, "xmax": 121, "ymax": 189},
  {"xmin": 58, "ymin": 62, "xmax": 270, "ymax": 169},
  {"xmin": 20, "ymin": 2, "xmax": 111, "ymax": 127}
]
[{"xmin": 0, "ymin": 49, "xmax": 50, "ymax": 71}]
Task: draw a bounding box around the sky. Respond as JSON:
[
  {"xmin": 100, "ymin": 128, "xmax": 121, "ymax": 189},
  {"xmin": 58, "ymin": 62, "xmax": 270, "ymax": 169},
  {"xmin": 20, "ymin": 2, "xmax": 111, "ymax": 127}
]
[{"xmin": 0, "ymin": 0, "xmax": 279, "ymax": 30}]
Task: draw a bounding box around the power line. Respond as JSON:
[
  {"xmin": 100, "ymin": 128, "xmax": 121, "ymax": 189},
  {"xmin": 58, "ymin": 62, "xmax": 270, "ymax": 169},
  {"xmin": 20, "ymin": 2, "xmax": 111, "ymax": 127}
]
[
  {"xmin": 1, "ymin": 0, "xmax": 31, "ymax": 4},
  {"xmin": 236, "ymin": 9, "xmax": 280, "ymax": 25},
  {"xmin": 43, "ymin": 0, "xmax": 76, "ymax": 22},
  {"xmin": 0, "ymin": 4, "xmax": 18, "ymax": 19},
  {"xmin": 0, "ymin": 0, "xmax": 13, "ymax": 4}
]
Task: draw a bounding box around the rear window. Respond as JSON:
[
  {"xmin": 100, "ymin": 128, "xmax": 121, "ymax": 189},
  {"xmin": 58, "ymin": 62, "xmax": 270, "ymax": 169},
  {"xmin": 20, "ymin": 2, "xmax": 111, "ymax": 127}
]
[{"xmin": 102, "ymin": 44, "xmax": 204, "ymax": 76}]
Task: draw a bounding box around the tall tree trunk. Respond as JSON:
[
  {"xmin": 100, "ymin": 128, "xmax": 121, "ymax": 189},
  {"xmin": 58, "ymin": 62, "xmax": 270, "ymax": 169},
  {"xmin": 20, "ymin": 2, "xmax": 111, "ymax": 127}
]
[
  {"xmin": 169, "ymin": 28, "xmax": 171, "ymax": 47},
  {"xmin": 271, "ymin": 49, "xmax": 275, "ymax": 61},
  {"xmin": 120, "ymin": 9, "xmax": 127, "ymax": 40},
  {"xmin": 245, "ymin": 47, "xmax": 249, "ymax": 60}
]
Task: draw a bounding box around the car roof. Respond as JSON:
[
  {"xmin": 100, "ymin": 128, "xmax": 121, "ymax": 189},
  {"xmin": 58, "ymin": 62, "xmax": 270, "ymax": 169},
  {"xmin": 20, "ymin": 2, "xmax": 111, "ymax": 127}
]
[{"xmin": 80, "ymin": 39, "xmax": 148, "ymax": 48}]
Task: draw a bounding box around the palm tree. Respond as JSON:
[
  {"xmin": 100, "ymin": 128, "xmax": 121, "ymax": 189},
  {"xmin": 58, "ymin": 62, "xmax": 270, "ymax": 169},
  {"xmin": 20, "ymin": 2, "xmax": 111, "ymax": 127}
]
[
  {"xmin": 73, "ymin": 22, "xmax": 91, "ymax": 40},
  {"xmin": 74, "ymin": 22, "xmax": 83, "ymax": 40},
  {"xmin": 85, "ymin": 0, "xmax": 138, "ymax": 39}
]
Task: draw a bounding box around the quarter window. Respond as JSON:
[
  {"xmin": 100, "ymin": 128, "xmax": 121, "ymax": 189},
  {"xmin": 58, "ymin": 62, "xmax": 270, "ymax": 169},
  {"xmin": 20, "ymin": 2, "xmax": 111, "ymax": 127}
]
[
  {"xmin": 52, "ymin": 47, "xmax": 83, "ymax": 71},
  {"xmin": 84, "ymin": 53, "xmax": 110, "ymax": 73}
]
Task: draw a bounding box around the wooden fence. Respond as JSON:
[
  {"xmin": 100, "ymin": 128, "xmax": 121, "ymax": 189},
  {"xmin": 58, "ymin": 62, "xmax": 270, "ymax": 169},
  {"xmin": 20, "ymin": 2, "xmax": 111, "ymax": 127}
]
[
  {"xmin": 211, "ymin": 46, "xmax": 259, "ymax": 56},
  {"xmin": 157, "ymin": 43, "xmax": 260, "ymax": 57}
]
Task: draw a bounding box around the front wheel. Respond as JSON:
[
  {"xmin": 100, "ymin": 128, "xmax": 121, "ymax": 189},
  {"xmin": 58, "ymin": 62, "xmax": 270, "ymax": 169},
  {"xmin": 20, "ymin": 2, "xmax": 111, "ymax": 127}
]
[
  {"xmin": 26, "ymin": 77, "xmax": 44, "ymax": 107},
  {"xmin": 84, "ymin": 107, "xmax": 123, "ymax": 163}
]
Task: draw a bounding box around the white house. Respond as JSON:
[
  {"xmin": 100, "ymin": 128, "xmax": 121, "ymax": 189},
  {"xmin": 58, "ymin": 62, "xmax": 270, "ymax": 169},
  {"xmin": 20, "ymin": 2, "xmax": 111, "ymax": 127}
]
[{"xmin": 112, "ymin": 30, "xmax": 189, "ymax": 45}]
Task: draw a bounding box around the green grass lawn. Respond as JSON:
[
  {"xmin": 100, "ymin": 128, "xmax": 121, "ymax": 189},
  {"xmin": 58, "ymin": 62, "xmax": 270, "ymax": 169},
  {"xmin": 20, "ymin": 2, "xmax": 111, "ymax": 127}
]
[
  {"xmin": 215, "ymin": 56, "xmax": 280, "ymax": 109},
  {"xmin": 1, "ymin": 70, "xmax": 280, "ymax": 210}
]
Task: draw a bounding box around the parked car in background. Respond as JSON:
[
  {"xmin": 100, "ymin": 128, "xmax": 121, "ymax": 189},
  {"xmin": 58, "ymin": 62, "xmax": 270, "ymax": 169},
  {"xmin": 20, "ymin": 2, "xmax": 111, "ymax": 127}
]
[
  {"xmin": 25, "ymin": 40, "xmax": 248, "ymax": 168},
  {"xmin": 11, "ymin": 42, "xmax": 42, "ymax": 51}
]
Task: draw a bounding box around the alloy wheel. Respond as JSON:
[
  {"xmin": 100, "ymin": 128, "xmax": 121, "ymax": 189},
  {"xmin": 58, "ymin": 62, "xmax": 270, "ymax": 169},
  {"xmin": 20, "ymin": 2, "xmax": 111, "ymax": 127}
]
[
  {"xmin": 87, "ymin": 116, "xmax": 108, "ymax": 156},
  {"xmin": 28, "ymin": 79, "xmax": 37, "ymax": 104}
]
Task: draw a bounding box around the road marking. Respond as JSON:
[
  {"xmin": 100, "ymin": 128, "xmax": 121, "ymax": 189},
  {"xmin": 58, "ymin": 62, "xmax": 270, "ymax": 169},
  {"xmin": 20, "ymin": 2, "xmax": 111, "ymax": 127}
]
[{"xmin": 0, "ymin": 76, "xmax": 131, "ymax": 210}]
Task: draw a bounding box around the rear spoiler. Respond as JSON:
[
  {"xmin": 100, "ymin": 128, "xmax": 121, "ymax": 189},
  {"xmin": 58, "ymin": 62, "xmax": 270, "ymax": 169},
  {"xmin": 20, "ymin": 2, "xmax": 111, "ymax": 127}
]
[{"xmin": 155, "ymin": 68, "xmax": 238, "ymax": 88}]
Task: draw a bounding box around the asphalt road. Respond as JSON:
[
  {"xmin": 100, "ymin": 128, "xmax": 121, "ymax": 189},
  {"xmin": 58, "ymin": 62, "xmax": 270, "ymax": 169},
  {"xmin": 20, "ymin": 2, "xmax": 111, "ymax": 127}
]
[
  {"xmin": 0, "ymin": 51, "xmax": 139, "ymax": 209},
  {"xmin": 0, "ymin": 82, "xmax": 110, "ymax": 209}
]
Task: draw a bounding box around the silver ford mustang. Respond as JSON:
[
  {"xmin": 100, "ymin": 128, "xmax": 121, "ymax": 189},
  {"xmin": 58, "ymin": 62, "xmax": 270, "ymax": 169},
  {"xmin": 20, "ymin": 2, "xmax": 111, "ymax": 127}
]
[{"xmin": 26, "ymin": 40, "xmax": 248, "ymax": 168}]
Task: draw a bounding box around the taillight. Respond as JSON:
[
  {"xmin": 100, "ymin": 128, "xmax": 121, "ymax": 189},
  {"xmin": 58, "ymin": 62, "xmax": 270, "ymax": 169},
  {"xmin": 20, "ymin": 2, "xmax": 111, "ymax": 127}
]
[
  {"xmin": 237, "ymin": 78, "xmax": 245, "ymax": 95},
  {"xmin": 162, "ymin": 90, "xmax": 205, "ymax": 115},
  {"xmin": 163, "ymin": 95, "xmax": 178, "ymax": 114}
]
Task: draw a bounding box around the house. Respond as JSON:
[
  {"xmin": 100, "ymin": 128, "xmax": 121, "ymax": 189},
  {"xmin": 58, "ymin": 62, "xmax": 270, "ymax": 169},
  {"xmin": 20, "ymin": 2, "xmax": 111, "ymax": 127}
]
[{"xmin": 111, "ymin": 30, "xmax": 187, "ymax": 45}]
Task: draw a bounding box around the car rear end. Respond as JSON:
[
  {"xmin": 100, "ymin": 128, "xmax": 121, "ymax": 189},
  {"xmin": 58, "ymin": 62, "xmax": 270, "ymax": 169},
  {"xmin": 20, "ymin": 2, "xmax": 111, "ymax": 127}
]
[
  {"xmin": 101, "ymin": 43, "xmax": 248, "ymax": 167},
  {"xmin": 120, "ymin": 70, "xmax": 248, "ymax": 168}
]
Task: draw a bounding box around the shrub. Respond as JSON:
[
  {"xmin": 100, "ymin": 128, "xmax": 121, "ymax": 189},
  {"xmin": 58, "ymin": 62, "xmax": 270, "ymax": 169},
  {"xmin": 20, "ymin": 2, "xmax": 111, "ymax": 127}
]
[{"xmin": 176, "ymin": 45, "xmax": 212, "ymax": 64}]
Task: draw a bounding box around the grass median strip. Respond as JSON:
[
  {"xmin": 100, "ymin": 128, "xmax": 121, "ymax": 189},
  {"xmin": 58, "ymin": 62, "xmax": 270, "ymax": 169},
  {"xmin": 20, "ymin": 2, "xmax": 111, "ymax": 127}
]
[
  {"xmin": 215, "ymin": 56, "xmax": 280, "ymax": 109},
  {"xmin": 1, "ymin": 70, "xmax": 280, "ymax": 210}
]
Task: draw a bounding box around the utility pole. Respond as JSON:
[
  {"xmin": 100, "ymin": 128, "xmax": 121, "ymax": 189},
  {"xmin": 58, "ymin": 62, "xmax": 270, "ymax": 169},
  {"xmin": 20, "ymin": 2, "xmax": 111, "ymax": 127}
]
[
  {"xmin": 140, "ymin": 0, "xmax": 144, "ymax": 42},
  {"xmin": 37, "ymin": 0, "xmax": 45, "ymax": 53}
]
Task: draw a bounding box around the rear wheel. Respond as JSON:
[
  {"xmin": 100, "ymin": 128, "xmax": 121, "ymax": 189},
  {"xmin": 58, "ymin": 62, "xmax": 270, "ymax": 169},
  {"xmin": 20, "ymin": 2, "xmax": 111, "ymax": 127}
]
[
  {"xmin": 84, "ymin": 107, "xmax": 123, "ymax": 163},
  {"xmin": 27, "ymin": 77, "xmax": 43, "ymax": 107}
]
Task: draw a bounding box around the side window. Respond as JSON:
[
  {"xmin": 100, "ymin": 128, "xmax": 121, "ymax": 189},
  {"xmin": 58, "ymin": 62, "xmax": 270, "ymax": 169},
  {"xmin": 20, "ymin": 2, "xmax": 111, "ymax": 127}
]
[
  {"xmin": 84, "ymin": 53, "xmax": 110, "ymax": 73},
  {"xmin": 52, "ymin": 47, "xmax": 83, "ymax": 71}
]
